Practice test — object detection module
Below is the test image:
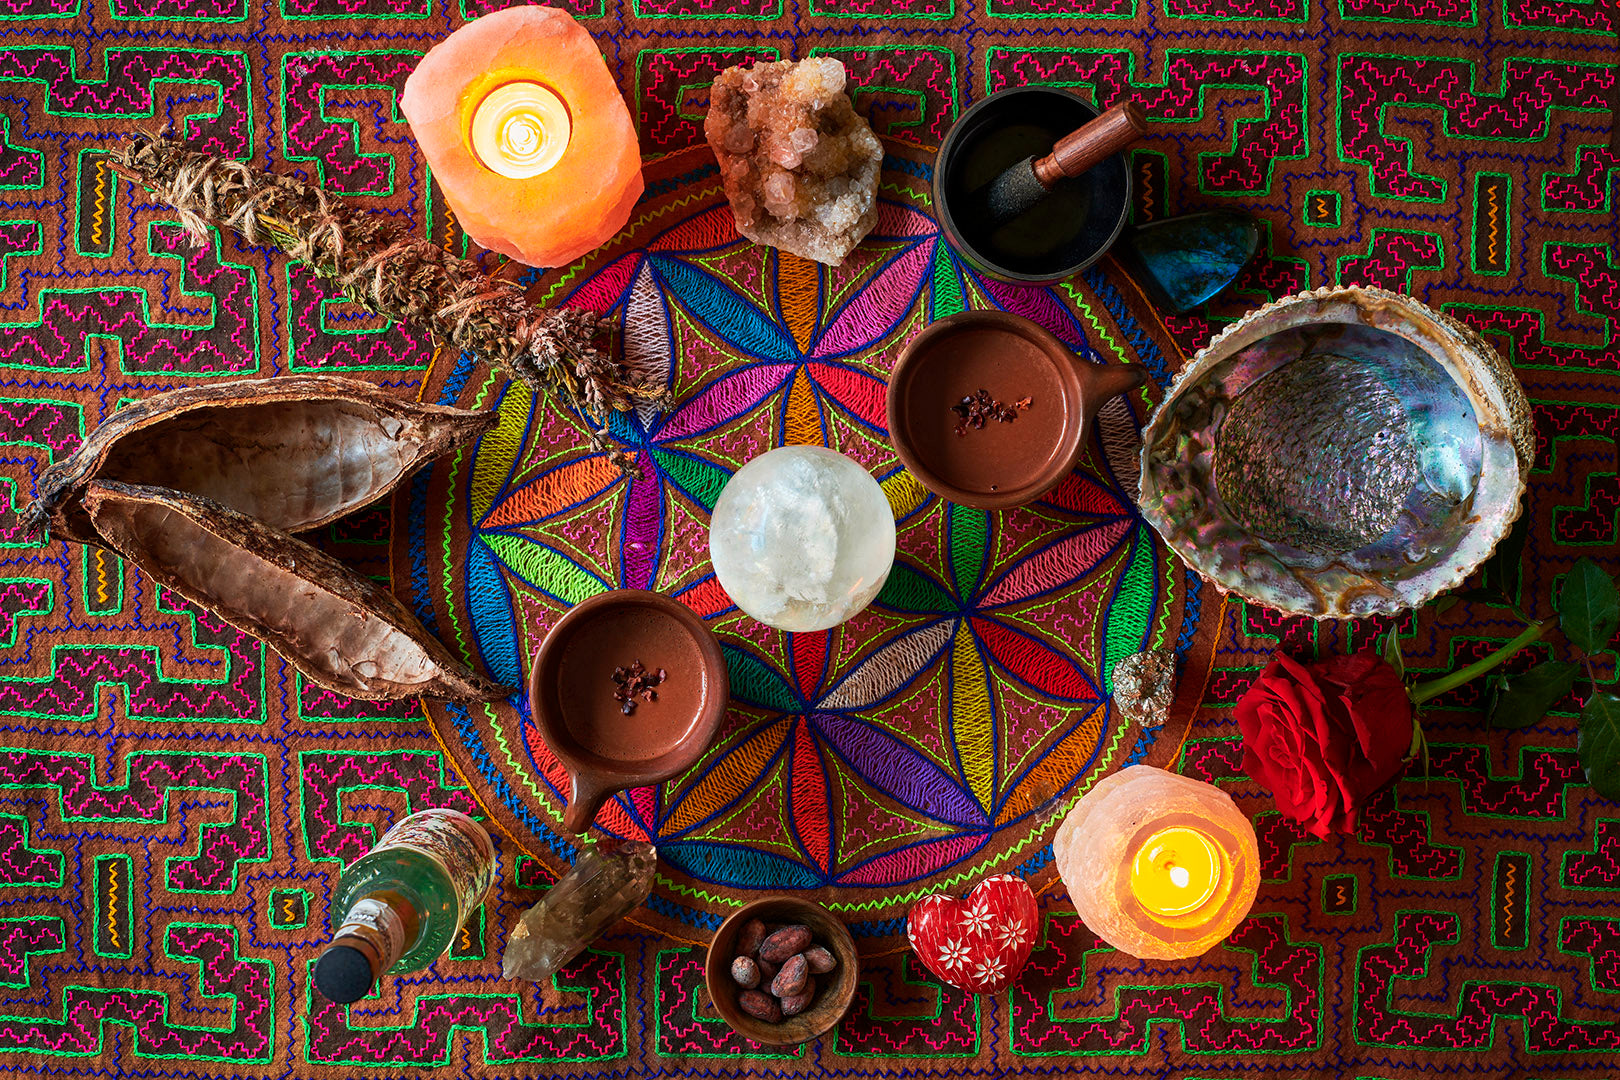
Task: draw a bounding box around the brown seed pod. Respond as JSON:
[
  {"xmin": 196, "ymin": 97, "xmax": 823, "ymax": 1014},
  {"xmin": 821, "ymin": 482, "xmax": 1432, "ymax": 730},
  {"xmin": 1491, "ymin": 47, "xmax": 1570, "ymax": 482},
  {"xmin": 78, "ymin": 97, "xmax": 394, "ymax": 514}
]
[
  {"xmin": 22, "ymin": 375, "xmax": 496, "ymax": 546},
  {"xmin": 736, "ymin": 918, "xmax": 768, "ymax": 959},
  {"xmin": 803, "ymin": 945, "xmax": 837, "ymax": 974},
  {"xmin": 736, "ymin": 990, "xmax": 782, "ymax": 1023},
  {"xmin": 770, "ymin": 953, "xmax": 808, "ymax": 998},
  {"xmin": 82, "ymin": 480, "xmax": 508, "ymax": 703},
  {"xmin": 779, "ymin": 977, "xmax": 817, "ymax": 1018},
  {"xmin": 758, "ymin": 925, "xmax": 812, "ymax": 964},
  {"xmin": 729, "ymin": 956, "xmax": 760, "ymax": 989}
]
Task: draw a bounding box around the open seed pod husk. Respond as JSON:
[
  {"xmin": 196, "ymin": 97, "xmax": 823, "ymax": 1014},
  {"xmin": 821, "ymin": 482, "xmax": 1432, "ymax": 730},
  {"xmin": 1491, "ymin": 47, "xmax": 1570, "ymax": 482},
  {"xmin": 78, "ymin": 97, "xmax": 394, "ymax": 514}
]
[
  {"xmin": 1139, "ymin": 286, "xmax": 1534, "ymax": 618},
  {"xmin": 83, "ymin": 480, "xmax": 508, "ymax": 703},
  {"xmin": 23, "ymin": 375, "xmax": 496, "ymax": 546}
]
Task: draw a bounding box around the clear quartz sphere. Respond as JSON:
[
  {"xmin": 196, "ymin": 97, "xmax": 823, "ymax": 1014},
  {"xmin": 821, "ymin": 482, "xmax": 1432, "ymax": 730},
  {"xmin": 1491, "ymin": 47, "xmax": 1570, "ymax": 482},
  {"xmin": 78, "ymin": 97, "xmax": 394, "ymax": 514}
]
[{"xmin": 708, "ymin": 446, "xmax": 896, "ymax": 632}]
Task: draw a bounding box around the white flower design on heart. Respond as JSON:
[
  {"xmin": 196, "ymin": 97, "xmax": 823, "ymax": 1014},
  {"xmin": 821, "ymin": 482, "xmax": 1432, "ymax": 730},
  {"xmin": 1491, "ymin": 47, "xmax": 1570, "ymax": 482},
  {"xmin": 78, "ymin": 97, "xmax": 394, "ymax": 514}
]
[
  {"xmin": 994, "ymin": 916, "xmax": 1029, "ymax": 952},
  {"xmin": 935, "ymin": 937, "xmax": 974, "ymax": 971},
  {"xmin": 962, "ymin": 900, "xmax": 997, "ymax": 937},
  {"xmin": 971, "ymin": 954, "xmax": 1006, "ymax": 984}
]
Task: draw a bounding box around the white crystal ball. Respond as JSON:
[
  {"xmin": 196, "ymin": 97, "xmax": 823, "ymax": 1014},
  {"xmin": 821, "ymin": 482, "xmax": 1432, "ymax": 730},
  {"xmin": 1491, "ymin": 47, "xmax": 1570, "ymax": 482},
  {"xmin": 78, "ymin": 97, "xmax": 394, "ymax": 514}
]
[{"xmin": 709, "ymin": 446, "xmax": 896, "ymax": 632}]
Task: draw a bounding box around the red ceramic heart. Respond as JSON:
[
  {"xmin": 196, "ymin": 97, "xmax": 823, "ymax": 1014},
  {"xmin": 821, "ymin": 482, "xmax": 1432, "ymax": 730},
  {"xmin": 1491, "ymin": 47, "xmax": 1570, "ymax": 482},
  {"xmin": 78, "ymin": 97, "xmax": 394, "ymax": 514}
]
[{"xmin": 906, "ymin": 874, "xmax": 1038, "ymax": 993}]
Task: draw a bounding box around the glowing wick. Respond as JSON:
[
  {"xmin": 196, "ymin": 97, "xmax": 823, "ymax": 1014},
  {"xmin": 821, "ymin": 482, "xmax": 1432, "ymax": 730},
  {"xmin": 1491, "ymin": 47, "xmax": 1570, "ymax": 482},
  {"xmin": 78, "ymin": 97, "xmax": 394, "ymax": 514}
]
[
  {"xmin": 469, "ymin": 82, "xmax": 571, "ymax": 180},
  {"xmin": 1129, "ymin": 825, "xmax": 1222, "ymax": 918}
]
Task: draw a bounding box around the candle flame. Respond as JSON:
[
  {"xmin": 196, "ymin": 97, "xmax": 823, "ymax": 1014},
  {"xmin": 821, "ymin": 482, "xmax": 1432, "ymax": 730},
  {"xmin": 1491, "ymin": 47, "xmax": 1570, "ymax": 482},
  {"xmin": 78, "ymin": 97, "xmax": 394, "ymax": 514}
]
[
  {"xmin": 1129, "ymin": 826, "xmax": 1222, "ymax": 919},
  {"xmin": 470, "ymin": 82, "xmax": 571, "ymax": 180}
]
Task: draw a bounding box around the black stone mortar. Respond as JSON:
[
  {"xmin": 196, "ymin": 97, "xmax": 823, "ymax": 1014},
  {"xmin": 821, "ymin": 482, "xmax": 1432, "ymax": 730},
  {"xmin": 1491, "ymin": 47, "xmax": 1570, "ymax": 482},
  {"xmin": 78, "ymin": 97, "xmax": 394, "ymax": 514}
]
[{"xmin": 934, "ymin": 88, "xmax": 1132, "ymax": 284}]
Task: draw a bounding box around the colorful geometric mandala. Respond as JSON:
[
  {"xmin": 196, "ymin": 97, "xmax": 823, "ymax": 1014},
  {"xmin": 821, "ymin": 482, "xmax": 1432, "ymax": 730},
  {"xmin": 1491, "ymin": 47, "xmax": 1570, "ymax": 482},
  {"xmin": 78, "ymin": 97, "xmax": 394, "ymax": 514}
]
[{"xmin": 398, "ymin": 142, "xmax": 1220, "ymax": 933}]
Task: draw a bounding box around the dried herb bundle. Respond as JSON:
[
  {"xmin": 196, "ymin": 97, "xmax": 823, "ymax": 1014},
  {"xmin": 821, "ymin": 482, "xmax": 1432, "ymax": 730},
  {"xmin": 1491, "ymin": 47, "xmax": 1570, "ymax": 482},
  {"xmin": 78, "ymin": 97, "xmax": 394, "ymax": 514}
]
[
  {"xmin": 22, "ymin": 374, "xmax": 495, "ymax": 545},
  {"xmin": 85, "ymin": 480, "xmax": 508, "ymax": 703},
  {"xmin": 108, "ymin": 133, "xmax": 667, "ymax": 465}
]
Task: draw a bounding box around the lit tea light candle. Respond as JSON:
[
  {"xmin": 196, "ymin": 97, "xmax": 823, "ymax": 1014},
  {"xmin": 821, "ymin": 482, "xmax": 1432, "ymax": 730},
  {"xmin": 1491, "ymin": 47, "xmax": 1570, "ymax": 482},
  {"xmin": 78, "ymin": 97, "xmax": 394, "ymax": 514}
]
[
  {"xmin": 468, "ymin": 82, "xmax": 572, "ymax": 180},
  {"xmin": 1129, "ymin": 825, "xmax": 1221, "ymax": 917},
  {"xmin": 1054, "ymin": 765, "xmax": 1259, "ymax": 960},
  {"xmin": 401, "ymin": 7, "xmax": 643, "ymax": 269}
]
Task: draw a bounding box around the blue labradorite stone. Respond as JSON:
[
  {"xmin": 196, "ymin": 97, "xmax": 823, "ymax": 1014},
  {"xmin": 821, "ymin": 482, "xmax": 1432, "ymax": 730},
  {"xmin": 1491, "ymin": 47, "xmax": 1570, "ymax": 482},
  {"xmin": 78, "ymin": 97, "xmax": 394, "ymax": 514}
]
[{"xmin": 1122, "ymin": 211, "xmax": 1260, "ymax": 314}]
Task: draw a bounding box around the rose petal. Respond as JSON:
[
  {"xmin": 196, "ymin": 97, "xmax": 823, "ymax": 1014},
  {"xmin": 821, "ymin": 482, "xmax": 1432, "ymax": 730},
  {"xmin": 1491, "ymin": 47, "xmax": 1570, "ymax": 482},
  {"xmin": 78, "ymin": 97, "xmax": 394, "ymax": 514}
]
[
  {"xmin": 1316, "ymin": 651, "xmax": 1383, "ymax": 689},
  {"xmin": 1275, "ymin": 652, "xmax": 1335, "ymax": 710}
]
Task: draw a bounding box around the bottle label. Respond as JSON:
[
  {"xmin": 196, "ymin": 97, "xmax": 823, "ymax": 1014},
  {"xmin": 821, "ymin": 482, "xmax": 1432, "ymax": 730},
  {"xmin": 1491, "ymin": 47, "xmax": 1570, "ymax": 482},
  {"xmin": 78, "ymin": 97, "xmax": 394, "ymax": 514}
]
[
  {"xmin": 373, "ymin": 809, "xmax": 497, "ymax": 928},
  {"xmin": 337, "ymin": 895, "xmax": 409, "ymax": 972}
]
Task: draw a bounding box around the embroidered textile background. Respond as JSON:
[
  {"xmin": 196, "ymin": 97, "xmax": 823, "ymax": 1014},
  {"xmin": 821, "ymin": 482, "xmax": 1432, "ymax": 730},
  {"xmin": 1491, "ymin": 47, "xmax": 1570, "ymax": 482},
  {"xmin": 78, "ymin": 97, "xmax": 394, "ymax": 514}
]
[{"xmin": 0, "ymin": 0, "xmax": 1611, "ymax": 1076}]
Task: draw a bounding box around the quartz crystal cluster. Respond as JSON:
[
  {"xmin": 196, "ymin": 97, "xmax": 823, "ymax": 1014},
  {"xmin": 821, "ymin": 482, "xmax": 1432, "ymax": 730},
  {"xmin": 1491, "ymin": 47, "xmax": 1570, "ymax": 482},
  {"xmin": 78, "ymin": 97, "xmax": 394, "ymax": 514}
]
[
  {"xmin": 503, "ymin": 841, "xmax": 656, "ymax": 982},
  {"xmin": 704, "ymin": 58, "xmax": 883, "ymax": 266}
]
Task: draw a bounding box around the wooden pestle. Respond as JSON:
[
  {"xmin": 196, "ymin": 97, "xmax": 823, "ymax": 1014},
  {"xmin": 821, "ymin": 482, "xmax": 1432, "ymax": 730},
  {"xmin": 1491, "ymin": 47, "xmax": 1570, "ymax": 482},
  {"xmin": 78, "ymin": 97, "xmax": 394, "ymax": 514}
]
[{"xmin": 980, "ymin": 101, "xmax": 1147, "ymax": 225}]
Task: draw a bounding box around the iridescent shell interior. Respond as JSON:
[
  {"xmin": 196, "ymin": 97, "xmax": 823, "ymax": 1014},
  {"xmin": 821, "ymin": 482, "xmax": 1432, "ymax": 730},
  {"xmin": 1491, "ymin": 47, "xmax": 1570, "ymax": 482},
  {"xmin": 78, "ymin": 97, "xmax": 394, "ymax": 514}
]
[{"xmin": 1139, "ymin": 287, "xmax": 1533, "ymax": 618}]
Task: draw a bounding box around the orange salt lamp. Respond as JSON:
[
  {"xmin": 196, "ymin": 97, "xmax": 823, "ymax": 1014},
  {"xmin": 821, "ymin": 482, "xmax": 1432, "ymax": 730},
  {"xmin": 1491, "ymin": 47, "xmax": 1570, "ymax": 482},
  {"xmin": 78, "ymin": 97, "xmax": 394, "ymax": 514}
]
[
  {"xmin": 1053, "ymin": 766, "xmax": 1259, "ymax": 960},
  {"xmin": 401, "ymin": 7, "xmax": 643, "ymax": 268}
]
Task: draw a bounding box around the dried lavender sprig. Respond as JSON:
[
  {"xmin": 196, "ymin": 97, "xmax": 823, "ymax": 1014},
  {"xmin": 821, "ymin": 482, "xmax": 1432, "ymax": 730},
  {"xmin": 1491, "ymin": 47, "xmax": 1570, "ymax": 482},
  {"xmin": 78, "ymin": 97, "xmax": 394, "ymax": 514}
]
[{"xmin": 107, "ymin": 132, "xmax": 668, "ymax": 464}]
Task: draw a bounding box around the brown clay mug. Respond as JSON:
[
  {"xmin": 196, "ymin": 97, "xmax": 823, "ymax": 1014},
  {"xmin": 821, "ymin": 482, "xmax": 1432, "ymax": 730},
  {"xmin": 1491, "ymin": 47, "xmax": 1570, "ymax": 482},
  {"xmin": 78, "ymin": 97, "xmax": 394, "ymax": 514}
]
[
  {"xmin": 528, "ymin": 589, "xmax": 729, "ymax": 833},
  {"xmin": 886, "ymin": 310, "xmax": 1147, "ymax": 509}
]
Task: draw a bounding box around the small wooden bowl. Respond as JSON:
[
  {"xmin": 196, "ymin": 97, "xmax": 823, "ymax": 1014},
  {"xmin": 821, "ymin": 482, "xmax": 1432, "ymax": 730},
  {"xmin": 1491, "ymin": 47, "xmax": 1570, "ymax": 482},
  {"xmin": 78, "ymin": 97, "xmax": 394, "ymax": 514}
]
[
  {"xmin": 703, "ymin": 898, "xmax": 858, "ymax": 1046},
  {"xmin": 528, "ymin": 589, "xmax": 728, "ymax": 833}
]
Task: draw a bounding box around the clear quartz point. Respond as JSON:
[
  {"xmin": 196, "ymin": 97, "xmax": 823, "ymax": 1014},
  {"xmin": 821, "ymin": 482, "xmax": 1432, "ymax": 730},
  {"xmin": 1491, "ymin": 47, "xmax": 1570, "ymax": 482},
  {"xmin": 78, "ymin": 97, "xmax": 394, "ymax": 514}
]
[{"xmin": 502, "ymin": 841, "xmax": 657, "ymax": 982}]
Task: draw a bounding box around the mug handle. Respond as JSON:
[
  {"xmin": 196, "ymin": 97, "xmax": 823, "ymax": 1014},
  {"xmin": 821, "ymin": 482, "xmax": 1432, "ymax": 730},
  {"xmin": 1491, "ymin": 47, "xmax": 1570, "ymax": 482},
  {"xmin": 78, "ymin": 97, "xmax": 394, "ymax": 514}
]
[{"xmin": 563, "ymin": 773, "xmax": 615, "ymax": 834}]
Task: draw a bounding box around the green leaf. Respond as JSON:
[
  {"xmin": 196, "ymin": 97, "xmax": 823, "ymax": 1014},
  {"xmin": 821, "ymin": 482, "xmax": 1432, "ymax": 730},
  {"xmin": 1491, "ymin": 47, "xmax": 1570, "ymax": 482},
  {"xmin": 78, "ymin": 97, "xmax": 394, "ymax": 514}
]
[
  {"xmin": 1432, "ymin": 594, "xmax": 1460, "ymax": 615},
  {"xmin": 1486, "ymin": 660, "xmax": 1578, "ymax": 729},
  {"xmin": 1381, "ymin": 628, "xmax": 1404, "ymax": 680},
  {"xmin": 1556, "ymin": 557, "xmax": 1620, "ymax": 655},
  {"xmin": 1409, "ymin": 715, "xmax": 1430, "ymax": 780},
  {"xmin": 1482, "ymin": 512, "xmax": 1530, "ymax": 605},
  {"xmin": 1577, "ymin": 692, "xmax": 1620, "ymax": 801}
]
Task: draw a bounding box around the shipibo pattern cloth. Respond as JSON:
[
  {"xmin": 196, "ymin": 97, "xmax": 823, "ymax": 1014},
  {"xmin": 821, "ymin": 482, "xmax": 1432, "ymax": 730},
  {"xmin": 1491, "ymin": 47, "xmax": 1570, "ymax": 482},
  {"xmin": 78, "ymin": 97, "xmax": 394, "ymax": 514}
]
[{"xmin": 0, "ymin": 0, "xmax": 1613, "ymax": 1076}]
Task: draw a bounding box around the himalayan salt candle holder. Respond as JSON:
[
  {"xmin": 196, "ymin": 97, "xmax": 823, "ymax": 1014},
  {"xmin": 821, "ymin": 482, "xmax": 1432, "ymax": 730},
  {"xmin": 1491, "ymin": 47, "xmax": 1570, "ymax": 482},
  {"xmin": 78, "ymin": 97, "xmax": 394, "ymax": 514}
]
[
  {"xmin": 1053, "ymin": 765, "xmax": 1258, "ymax": 960},
  {"xmin": 401, "ymin": 7, "xmax": 644, "ymax": 268}
]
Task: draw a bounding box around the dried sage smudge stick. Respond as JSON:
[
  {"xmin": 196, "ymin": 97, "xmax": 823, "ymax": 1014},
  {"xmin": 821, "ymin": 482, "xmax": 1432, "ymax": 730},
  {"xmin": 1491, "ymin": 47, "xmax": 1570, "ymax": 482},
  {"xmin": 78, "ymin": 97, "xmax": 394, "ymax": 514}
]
[{"xmin": 107, "ymin": 132, "xmax": 668, "ymax": 469}]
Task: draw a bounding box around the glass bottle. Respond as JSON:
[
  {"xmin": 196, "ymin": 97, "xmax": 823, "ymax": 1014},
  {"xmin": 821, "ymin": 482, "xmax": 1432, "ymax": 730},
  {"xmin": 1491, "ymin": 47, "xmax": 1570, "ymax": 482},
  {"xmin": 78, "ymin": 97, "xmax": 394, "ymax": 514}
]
[{"xmin": 315, "ymin": 808, "xmax": 497, "ymax": 1004}]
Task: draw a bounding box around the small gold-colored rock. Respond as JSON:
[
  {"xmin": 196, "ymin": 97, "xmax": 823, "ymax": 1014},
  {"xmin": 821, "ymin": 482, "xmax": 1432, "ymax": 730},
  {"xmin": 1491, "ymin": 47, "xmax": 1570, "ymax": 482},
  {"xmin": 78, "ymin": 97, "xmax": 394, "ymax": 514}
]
[{"xmin": 1113, "ymin": 649, "xmax": 1176, "ymax": 729}]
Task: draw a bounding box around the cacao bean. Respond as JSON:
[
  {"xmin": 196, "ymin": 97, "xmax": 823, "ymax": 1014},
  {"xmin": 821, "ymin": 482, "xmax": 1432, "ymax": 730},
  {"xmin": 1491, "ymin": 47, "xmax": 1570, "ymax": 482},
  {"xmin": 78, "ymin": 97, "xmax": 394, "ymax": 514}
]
[
  {"xmin": 770, "ymin": 953, "xmax": 808, "ymax": 997},
  {"xmin": 730, "ymin": 956, "xmax": 759, "ymax": 989},
  {"xmin": 736, "ymin": 918, "xmax": 767, "ymax": 959},
  {"xmin": 803, "ymin": 946, "xmax": 837, "ymax": 974},
  {"xmin": 83, "ymin": 481, "xmax": 508, "ymax": 703},
  {"xmin": 756, "ymin": 959, "xmax": 778, "ymax": 985},
  {"xmin": 779, "ymin": 977, "xmax": 817, "ymax": 1018},
  {"xmin": 758, "ymin": 925, "xmax": 811, "ymax": 964},
  {"xmin": 24, "ymin": 375, "xmax": 495, "ymax": 547},
  {"xmin": 737, "ymin": 990, "xmax": 782, "ymax": 1023}
]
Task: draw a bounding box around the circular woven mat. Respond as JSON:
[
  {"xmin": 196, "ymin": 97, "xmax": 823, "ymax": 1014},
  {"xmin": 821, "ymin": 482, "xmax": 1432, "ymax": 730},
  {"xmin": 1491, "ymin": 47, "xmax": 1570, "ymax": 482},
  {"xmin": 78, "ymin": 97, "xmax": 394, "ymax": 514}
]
[{"xmin": 393, "ymin": 140, "xmax": 1220, "ymax": 937}]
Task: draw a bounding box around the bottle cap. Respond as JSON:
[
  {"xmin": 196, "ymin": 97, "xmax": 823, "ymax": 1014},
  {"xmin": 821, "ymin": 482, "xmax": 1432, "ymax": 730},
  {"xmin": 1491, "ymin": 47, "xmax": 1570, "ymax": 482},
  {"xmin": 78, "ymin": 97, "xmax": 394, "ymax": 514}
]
[{"xmin": 314, "ymin": 944, "xmax": 376, "ymax": 1004}]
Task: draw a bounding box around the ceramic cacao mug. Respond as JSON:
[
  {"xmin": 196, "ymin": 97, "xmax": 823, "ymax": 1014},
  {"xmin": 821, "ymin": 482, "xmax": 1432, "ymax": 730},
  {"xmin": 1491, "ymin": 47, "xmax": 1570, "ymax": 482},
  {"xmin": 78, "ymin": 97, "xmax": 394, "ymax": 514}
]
[
  {"xmin": 886, "ymin": 310, "xmax": 1146, "ymax": 510},
  {"xmin": 528, "ymin": 589, "xmax": 729, "ymax": 833}
]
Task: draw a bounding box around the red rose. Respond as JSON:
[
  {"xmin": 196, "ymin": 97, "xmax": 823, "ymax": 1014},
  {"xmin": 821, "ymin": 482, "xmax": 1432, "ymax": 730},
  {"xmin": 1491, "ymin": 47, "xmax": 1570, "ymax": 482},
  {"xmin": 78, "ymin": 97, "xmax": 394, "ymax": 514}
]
[{"xmin": 1236, "ymin": 651, "xmax": 1414, "ymax": 838}]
